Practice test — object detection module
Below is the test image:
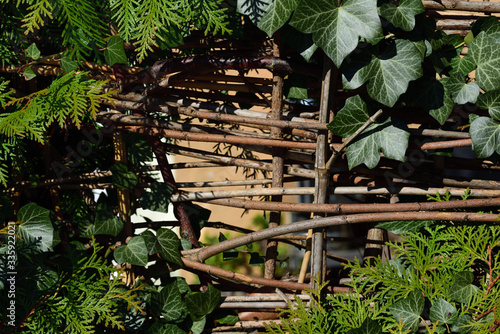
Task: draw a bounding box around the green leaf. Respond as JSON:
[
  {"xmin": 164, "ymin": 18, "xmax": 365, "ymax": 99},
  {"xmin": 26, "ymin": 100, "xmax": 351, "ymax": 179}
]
[
  {"xmin": 191, "ymin": 316, "xmax": 206, "ymax": 334},
  {"xmin": 23, "ymin": 67, "xmax": 36, "ymax": 81},
  {"xmin": 290, "ymin": 0, "xmax": 382, "ymax": 67},
  {"xmin": 346, "ymin": 117, "xmax": 409, "ymax": 169},
  {"xmin": 114, "ymin": 236, "xmax": 149, "ymax": 266},
  {"xmin": 376, "ymin": 220, "xmax": 434, "ymax": 235},
  {"xmin": 156, "ymin": 228, "xmax": 183, "ymax": 266},
  {"xmin": 389, "ymin": 290, "xmax": 424, "ymax": 332},
  {"xmin": 110, "ymin": 162, "xmax": 138, "ymax": 190},
  {"xmin": 477, "ymin": 89, "xmax": 500, "ymax": 121},
  {"xmin": 94, "ymin": 203, "xmax": 124, "ymax": 237},
  {"xmin": 60, "ymin": 56, "xmax": 78, "ymax": 73},
  {"xmin": 139, "ymin": 182, "xmax": 174, "ymax": 213},
  {"xmin": 219, "ymin": 233, "xmax": 238, "ymax": 261},
  {"xmin": 186, "ymin": 285, "xmax": 221, "ymax": 317},
  {"xmin": 450, "ymin": 55, "xmax": 476, "ymax": 76},
  {"xmin": 238, "ymin": 0, "xmax": 299, "ymax": 37},
  {"xmin": 347, "ymin": 317, "xmax": 383, "ymax": 334},
  {"xmin": 26, "ymin": 42, "xmax": 40, "ymax": 60},
  {"xmin": 429, "ymin": 298, "xmax": 458, "ymax": 325},
  {"xmin": 407, "ymin": 77, "xmax": 454, "ymax": 125},
  {"xmin": 281, "ymin": 25, "xmax": 317, "ymax": 61},
  {"xmin": 451, "ymin": 315, "xmax": 474, "ymax": 334},
  {"xmin": 327, "ymin": 95, "xmax": 370, "ymax": 138},
  {"xmin": 379, "ymin": 0, "xmax": 424, "ymax": 31},
  {"xmin": 442, "ymin": 75, "xmax": 480, "ymax": 104},
  {"xmin": 216, "ymin": 314, "xmax": 239, "ymax": 325},
  {"xmin": 151, "ymin": 281, "xmax": 188, "ymax": 322},
  {"xmin": 249, "ymin": 252, "xmax": 265, "ymax": 266},
  {"xmin": 343, "ymin": 39, "xmax": 423, "ymax": 107},
  {"xmin": 469, "ymin": 116, "xmax": 500, "ymax": 158},
  {"xmin": 104, "ymin": 36, "xmax": 128, "ymax": 66},
  {"xmin": 449, "ymin": 271, "xmax": 479, "ymax": 304},
  {"xmin": 142, "ymin": 229, "xmax": 159, "ymax": 255},
  {"xmin": 469, "ymin": 32, "xmax": 500, "ymax": 91},
  {"xmin": 471, "ymin": 16, "xmax": 500, "ymax": 37},
  {"xmin": 147, "ymin": 323, "xmax": 187, "ymax": 334},
  {"xmin": 17, "ymin": 203, "xmax": 53, "ymax": 251}
]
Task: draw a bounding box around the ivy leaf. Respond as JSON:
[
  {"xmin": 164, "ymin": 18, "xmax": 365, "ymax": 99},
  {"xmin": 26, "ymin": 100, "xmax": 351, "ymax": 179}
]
[
  {"xmin": 17, "ymin": 203, "xmax": 53, "ymax": 252},
  {"xmin": 191, "ymin": 316, "xmax": 206, "ymax": 334},
  {"xmin": 94, "ymin": 203, "xmax": 124, "ymax": 237},
  {"xmin": 216, "ymin": 314, "xmax": 239, "ymax": 325},
  {"xmin": 110, "ymin": 162, "xmax": 138, "ymax": 190},
  {"xmin": 185, "ymin": 285, "xmax": 221, "ymax": 317},
  {"xmin": 451, "ymin": 315, "xmax": 474, "ymax": 334},
  {"xmin": 347, "ymin": 317, "xmax": 383, "ymax": 334},
  {"xmin": 151, "ymin": 281, "xmax": 188, "ymax": 322},
  {"xmin": 449, "ymin": 271, "xmax": 479, "ymax": 304},
  {"xmin": 450, "ymin": 55, "xmax": 476, "ymax": 76},
  {"xmin": 407, "ymin": 77, "xmax": 453, "ymax": 125},
  {"xmin": 23, "ymin": 67, "xmax": 36, "ymax": 81},
  {"xmin": 379, "ymin": 0, "xmax": 424, "ymax": 32},
  {"xmin": 147, "ymin": 323, "xmax": 187, "ymax": 334},
  {"xmin": 156, "ymin": 228, "xmax": 183, "ymax": 266},
  {"xmin": 249, "ymin": 252, "xmax": 265, "ymax": 266},
  {"xmin": 104, "ymin": 36, "xmax": 127, "ymax": 66},
  {"xmin": 139, "ymin": 182, "xmax": 174, "ymax": 213},
  {"xmin": 114, "ymin": 236, "xmax": 149, "ymax": 266},
  {"xmin": 469, "ymin": 32, "xmax": 500, "ymax": 91},
  {"xmin": 442, "ymin": 75, "xmax": 480, "ymax": 104},
  {"xmin": 429, "ymin": 298, "xmax": 458, "ymax": 325},
  {"xmin": 281, "ymin": 25, "xmax": 317, "ymax": 61},
  {"xmin": 346, "ymin": 117, "xmax": 409, "ymax": 169},
  {"xmin": 469, "ymin": 116, "xmax": 500, "ymax": 158},
  {"xmin": 60, "ymin": 56, "xmax": 78, "ymax": 73},
  {"xmin": 376, "ymin": 220, "xmax": 434, "ymax": 235},
  {"xmin": 343, "ymin": 39, "xmax": 423, "ymax": 107},
  {"xmin": 389, "ymin": 290, "xmax": 424, "ymax": 332},
  {"xmin": 471, "ymin": 16, "xmax": 500, "ymax": 37},
  {"xmin": 26, "ymin": 42, "xmax": 40, "ymax": 60},
  {"xmin": 290, "ymin": 0, "xmax": 382, "ymax": 67},
  {"xmin": 327, "ymin": 95, "xmax": 370, "ymax": 138},
  {"xmin": 219, "ymin": 233, "xmax": 238, "ymax": 261},
  {"xmin": 238, "ymin": 0, "xmax": 300, "ymax": 37},
  {"xmin": 477, "ymin": 90, "xmax": 500, "ymax": 121},
  {"xmin": 142, "ymin": 229, "xmax": 159, "ymax": 255}
]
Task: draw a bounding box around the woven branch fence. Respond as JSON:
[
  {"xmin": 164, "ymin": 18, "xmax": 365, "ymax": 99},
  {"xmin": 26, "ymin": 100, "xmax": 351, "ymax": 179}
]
[{"xmin": 4, "ymin": 1, "xmax": 500, "ymax": 332}]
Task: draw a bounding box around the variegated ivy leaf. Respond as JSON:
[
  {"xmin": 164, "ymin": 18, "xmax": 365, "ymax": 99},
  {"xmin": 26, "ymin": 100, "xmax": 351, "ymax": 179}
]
[
  {"xmin": 156, "ymin": 228, "xmax": 183, "ymax": 266},
  {"xmin": 407, "ymin": 76, "xmax": 454, "ymax": 125},
  {"xmin": 346, "ymin": 117, "xmax": 409, "ymax": 169},
  {"xmin": 379, "ymin": 0, "xmax": 424, "ymax": 32},
  {"xmin": 290, "ymin": 0, "xmax": 382, "ymax": 67},
  {"xmin": 477, "ymin": 89, "xmax": 500, "ymax": 120},
  {"xmin": 469, "ymin": 116, "xmax": 500, "ymax": 158},
  {"xmin": 347, "ymin": 317, "xmax": 383, "ymax": 334},
  {"xmin": 441, "ymin": 75, "xmax": 480, "ymax": 105},
  {"xmin": 389, "ymin": 290, "xmax": 424, "ymax": 332},
  {"xmin": 238, "ymin": 0, "xmax": 300, "ymax": 37},
  {"xmin": 343, "ymin": 39, "xmax": 423, "ymax": 107},
  {"xmin": 449, "ymin": 55, "xmax": 476, "ymax": 76},
  {"xmin": 469, "ymin": 31, "xmax": 500, "ymax": 91},
  {"xmin": 114, "ymin": 236, "xmax": 148, "ymax": 266},
  {"xmin": 429, "ymin": 298, "xmax": 458, "ymax": 325},
  {"xmin": 449, "ymin": 271, "xmax": 479, "ymax": 304},
  {"xmin": 151, "ymin": 280, "xmax": 188, "ymax": 322},
  {"xmin": 327, "ymin": 95, "xmax": 370, "ymax": 138}
]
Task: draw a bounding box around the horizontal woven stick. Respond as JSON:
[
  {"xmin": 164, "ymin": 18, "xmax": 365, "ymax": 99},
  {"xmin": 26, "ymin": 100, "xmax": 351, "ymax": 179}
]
[{"xmin": 423, "ymin": 0, "xmax": 500, "ymax": 13}]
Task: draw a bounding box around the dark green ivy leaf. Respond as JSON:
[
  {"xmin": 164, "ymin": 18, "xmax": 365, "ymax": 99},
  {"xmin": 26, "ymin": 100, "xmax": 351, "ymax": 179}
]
[
  {"xmin": 343, "ymin": 39, "xmax": 423, "ymax": 107},
  {"xmin": 94, "ymin": 203, "xmax": 124, "ymax": 237},
  {"xmin": 219, "ymin": 233, "xmax": 238, "ymax": 261},
  {"xmin": 249, "ymin": 252, "xmax": 265, "ymax": 266},
  {"xmin": 327, "ymin": 95, "xmax": 370, "ymax": 138},
  {"xmin": 185, "ymin": 285, "xmax": 221, "ymax": 317},
  {"xmin": 290, "ymin": 0, "xmax": 382, "ymax": 67},
  {"xmin": 346, "ymin": 117, "xmax": 410, "ymax": 169},
  {"xmin": 407, "ymin": 77, "xmax": 453, "ymax": 125},
  {"xmin": 151, "ymin": 281, "xmax": 188, "ymax": 322},
  {"xmin": 469, "ymin": 31, "xmax": 500, "ymax": 91},
  {"xmin": 146, "ymin": 323, "xmax": 187, "ymax": 334},
  {"xmin": 451, "ymin": 315, "xmax": 474, "ymax": 334},
  {"xmin": 429, "ymin": 298, "xmax": 458, "ymax": 325},
  {"xmin": 110, "ymin": 162, "xmax": 138, "ymax": 190},
  {"xmin": 104, "ymin": 35, "xmax": 128, "ymax": 66},
  {"xmin": 376, "ymin": 220, "xmax": 434, "ymax": 235},
  {"xmin": 347, "ymin": 317, "xmax": 383, "ymax": 334},
  {"xmin": 388, "ymin": 290, "xmax": 424, "ymax": 332},
  {"xmin": 281, "ymin": 25, "xmax": 317, "ymax": 61},
  {"xmin": 469, "ymin": 116, "xmax": 500, "ymax": 158},
  {"xmin": 114, "ymin": 236, "xmax": 149, "ymax": 266},
  {"xmin": 139, "ymin": 182, "xmax": 174, "ymax": 213},
  {"xmin": 142, "ymin": 229, "xmax": 159, "ymax": 255},
  {"xmin": 17, "ymin": 203, "xmax": 54, "ymax": 252},
  {"xmin": 449, "ymin": 55, "xmax": 476, "ymax": 76},
  {"xmin": 156, "ymin": 228, "xmax": 183, "ymax": 266},
  {"xmin": 238, "ymin": 0, "xmax": 300, "ymax": 37},
  {"xmin": 449, "ymin": 271, "xmax": 479, "ymax": 304},
  {"xmin": 379, "ymin": 0, "xmax": 424, "ymax": 31},
  {"xmin": 441, "ymin": 75, "xmax": 480, "ymax": 104},
  {"xmin": 60, "ymin": 57, "xmax": 78, "ymax": 73},
  {"xmin": 477, "ymin": 89, "xmax": 500, "ymax": 120}
]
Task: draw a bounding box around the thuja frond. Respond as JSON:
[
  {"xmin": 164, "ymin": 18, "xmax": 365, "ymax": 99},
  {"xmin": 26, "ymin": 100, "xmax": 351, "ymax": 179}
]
[
  {"xmin": 181, "ymin": 0, "xmax": 232, "ymax": 36},
  {"xmin": 1, "ymin": 72, "xmax": 112, "ymax": 142},
  {"xmin": 110, "ymin": 0, "xmax": 139, "ymax": 42},
  {"xmin": 133, "ymin": 0, "xmax": 183, "ymax": 62},
  {"xmin": 21, "ymin": 0, "xmax": 54, "ymax": 34}
]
